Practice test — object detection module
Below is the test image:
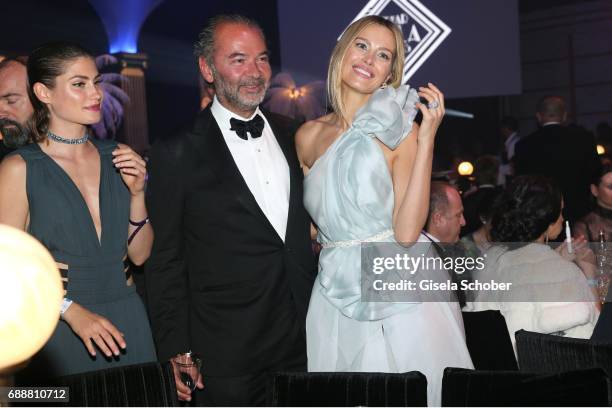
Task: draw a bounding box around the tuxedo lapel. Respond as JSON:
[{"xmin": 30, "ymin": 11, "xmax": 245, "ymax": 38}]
[
  {"xmin": 197, "ymin": 108, "xmax": 280, "ymax": 239},
  {"xmin": 262, "ymin": 110, "xmax": 300, "ymax": 242},
  {"xmin": 263, "ymin": 110, "xmax": 294, "ymax": 165}
]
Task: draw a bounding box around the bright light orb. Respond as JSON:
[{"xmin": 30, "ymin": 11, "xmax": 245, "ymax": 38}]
[
  {"xmin": 457, "ymin": 161, "xmax": 474, "ymax": 176},
  {"xmin": 288, "ymin": 88, "xmax": 302, "ymax": 99},
  {"xmin": 597, "ymin": 145, "xmax": 606, "ymax": 155},
  {"xmin": 0, "ymin": 224, "xmax": 62, "ymax": 370}
]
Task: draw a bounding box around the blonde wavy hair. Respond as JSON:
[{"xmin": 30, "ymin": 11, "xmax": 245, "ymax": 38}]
[{"xmin": 327, "ymin": 16, "xmax": 405, "ymax": 125}]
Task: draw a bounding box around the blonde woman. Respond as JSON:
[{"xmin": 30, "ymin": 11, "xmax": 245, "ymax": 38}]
[{"xmin": 297, "ymin": 16, "xmax": 473, "ymax": 405}]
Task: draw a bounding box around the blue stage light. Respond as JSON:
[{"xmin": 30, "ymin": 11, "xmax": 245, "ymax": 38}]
[{"xmin": 88, "ymin": 0, "xmax": 164, "ymax": 53}]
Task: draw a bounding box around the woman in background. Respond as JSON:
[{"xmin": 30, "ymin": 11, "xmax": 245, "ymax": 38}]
[
  {"xmin": 575, "ymin": 164, "xmax": 612, "ymax": 242},
  {"xmin": 469, "ymin": 176, "xmax": 598, "ymax": 353},
  {"xmin": 576, "ymin": 165, "xmax": 612, "ymax": 340}
]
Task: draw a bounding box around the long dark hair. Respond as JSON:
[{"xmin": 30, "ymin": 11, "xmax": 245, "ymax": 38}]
[
  {"xmin": 26, "ymin": 42, "xmax": 94, "ymax": 143},
  {"xmin": 489, "ymin": 175, "xmax": 562, "ymax": 242}
]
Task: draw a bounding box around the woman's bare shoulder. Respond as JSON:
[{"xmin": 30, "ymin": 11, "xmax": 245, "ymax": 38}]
[
  {"xmin": 0, "ymin": 154, "xmax": 26, "ymax": 178},
  {"xmin": 297, "ymin": 114, "xmax": 337, "ymax": 140},
  {"xmin": 296, "ymin": 114, "xmax": 339, "ymax": 164},
  {"xmin": 0, "ymin": 153, "xmax": 28, "ymax": 228}
]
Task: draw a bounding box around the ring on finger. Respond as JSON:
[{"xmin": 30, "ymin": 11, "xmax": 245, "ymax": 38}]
[{"xmin": 427, "ymin": 100, "xmax": 440, "ymax": 110}]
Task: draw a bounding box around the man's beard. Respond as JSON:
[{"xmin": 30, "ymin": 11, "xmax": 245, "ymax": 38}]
[
  {"xmin": 212, "ymin": 66, "xmax": 268, "ymax": 113},
  {"xmin": 0, "ymin": 118, "xmax": 29, "ymax": 148}
]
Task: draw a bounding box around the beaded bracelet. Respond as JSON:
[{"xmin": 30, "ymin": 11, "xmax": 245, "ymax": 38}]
[{"xmin": 128, "ymin": 217, "xmax": 150, "ymax": 245}]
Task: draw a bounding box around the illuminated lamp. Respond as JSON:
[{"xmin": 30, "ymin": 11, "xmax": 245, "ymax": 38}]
[
  {"xmin": 457, "ymin": 161, "xmax": 474, "ymax": 176},
  {"xmin": 264, "ymin": 72, "xmax": 326, "ymax": 120},
  {"xmin": 0, "ymin": 225, "xmax": 62, "ymax": 378}
]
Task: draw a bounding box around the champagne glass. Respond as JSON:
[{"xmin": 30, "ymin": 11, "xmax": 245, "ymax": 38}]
[{"xmin": 172, "ymin": 352, "xmax": 202, "ymax": 391}]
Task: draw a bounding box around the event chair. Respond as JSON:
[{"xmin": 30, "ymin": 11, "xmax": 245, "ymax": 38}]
[
  {"xmin": 23, "ymin": 361, "xmax": 179, "ymax": 407},
  {"xmin": 462, "ymin": 310, "xmax": 518, "ymax": 370},
  {"xmin": 441, "ymin": 367, "xmax": 609, "ymax": 406},
  {"xmin": 516, "ymin": 329, "xmax": 612, "ymax": 376},
  {"xmin": 268, "ymin": 371, "xmax": 427, "ymax": 406}
]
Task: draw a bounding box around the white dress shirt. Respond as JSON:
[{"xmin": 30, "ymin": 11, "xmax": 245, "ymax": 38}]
[
  {"xmin": 504, "ymin": 131, "xmax": 519, "ymax": 161},
  {"xmin": 210, "ymin": 96, "xmax": 290, "ymax": 241},
  {"xmin": 422, "ymin": 230, "xmax": 440, "ymax": 243},
  {"xmin": 498, "ymin": 131, "xmax": 520, "ymax": 185}
]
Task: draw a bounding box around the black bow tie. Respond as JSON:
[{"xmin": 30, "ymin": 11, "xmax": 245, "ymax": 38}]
[{"xmin": 230, "ymin": 114, "xmax": 265, "ymax": 140}]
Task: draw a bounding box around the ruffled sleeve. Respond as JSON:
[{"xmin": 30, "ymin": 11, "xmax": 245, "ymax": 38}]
[{"xmin": 352, "ymin": 85, "xmax": 420, "ymax": 150}]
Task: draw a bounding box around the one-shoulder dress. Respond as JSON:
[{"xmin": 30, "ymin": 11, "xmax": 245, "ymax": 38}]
[{"xmin": 303, "ymin": 86, "xmax": 473, "ymax": 406}]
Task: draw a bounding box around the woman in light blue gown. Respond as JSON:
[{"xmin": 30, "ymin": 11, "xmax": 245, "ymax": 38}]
[{"xmin": 296, "ymin": 16, "xmax": 473, "ymax": 405}]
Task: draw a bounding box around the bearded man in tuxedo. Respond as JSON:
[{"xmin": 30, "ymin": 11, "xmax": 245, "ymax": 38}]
[{"xmin": 145, "ymin": 14, "xmax": 316, "ymax": 405}]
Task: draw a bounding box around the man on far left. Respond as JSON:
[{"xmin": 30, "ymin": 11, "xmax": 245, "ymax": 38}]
[{"xmin": 0, "ymin": 56, "xmax": 33, "ymax": 161}]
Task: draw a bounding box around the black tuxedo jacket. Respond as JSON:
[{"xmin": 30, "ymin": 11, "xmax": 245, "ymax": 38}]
[
  {"xmin": 144, "ymin": 107, "xmax": 316, "ymax": 376},
  {"xmin": 514, "ymin": 124, "xmax": 599, "ymax": 223}
]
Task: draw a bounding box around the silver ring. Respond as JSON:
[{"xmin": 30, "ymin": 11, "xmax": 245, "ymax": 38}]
[{"xmin": 427, "ymin": 100, "xmax": 440, "ymax": 110}]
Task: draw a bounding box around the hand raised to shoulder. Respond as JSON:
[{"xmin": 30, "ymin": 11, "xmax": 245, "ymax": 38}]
[
  {"xmin": 415, "ymin": 83, "xmax": 445, "ymax": 146},
  {"xmin": 112, "ymin": 144, "xmax": 147, "ymax": 196}
]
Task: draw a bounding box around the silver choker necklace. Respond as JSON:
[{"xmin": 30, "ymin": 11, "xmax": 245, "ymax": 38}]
[{"xmin": 47, "ymin": 131, "xmax": 89, "ymax": 145}]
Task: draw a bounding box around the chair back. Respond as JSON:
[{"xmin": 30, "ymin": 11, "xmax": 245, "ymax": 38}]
[
  {"xmin": 516, "ymin": 329, "xmax": 612, "ymax": 376},
  {"xmin": 462, "ymin": 310, "xmax": 518, "ymax": 370},
  {"xmin": 47, "ymin": 362, "xmax": 178, "ymax": 407},
  {"xmin": 269, "ymin": 371, "xmax": 427, "ymax": 406},
  {"xmin": 442, "ymin": 366, "xmax": 609, "ymax": 406}
]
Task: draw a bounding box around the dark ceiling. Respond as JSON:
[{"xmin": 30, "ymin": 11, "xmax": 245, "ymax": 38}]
[{"xmin": 519, "ymin": 0, "xmax": 599, "ymax": 14}]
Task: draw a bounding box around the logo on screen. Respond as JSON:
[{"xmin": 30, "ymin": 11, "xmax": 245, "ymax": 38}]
[{"xmin": 344, "ymin": 0, "xmax": 451, "ymax": 82}]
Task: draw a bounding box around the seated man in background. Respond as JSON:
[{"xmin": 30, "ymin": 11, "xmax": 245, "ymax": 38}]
[{"xmin": 423, "ymin": 181, "xmax": 471, "ymax": 307}]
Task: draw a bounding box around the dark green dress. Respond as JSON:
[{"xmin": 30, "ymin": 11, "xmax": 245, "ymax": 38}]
[{"xmin": 15, "ymin": 139, "xmax": 156, "ymax": 378}]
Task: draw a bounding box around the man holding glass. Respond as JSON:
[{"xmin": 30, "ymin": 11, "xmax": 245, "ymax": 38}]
[{"xmin": 145, "ymin": 14, "xmax": 316, "ymax": 405}]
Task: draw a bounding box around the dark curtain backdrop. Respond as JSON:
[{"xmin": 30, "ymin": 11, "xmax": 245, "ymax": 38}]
[
  {"xmin": 433, "ymin": 96, "xmax": 502, "ymax": 171},
  {"xmin": 1, "ymin": 0, "xmax": 108, "ymax": 56}
]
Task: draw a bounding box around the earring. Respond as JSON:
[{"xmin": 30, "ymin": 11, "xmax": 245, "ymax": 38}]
[
  {"xmin": 545, "ymin": 232, "xmax": 549, "ymax": 244},
  {"xmin": 380, "ymin": 82, "xmax": 387, "ymax": 89}
]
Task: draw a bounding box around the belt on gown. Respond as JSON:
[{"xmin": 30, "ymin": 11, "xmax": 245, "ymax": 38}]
[{"xmin": 321, "ymin": 229, "xmax": 394, "ymax": 249}]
